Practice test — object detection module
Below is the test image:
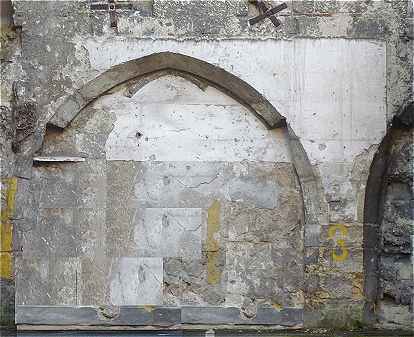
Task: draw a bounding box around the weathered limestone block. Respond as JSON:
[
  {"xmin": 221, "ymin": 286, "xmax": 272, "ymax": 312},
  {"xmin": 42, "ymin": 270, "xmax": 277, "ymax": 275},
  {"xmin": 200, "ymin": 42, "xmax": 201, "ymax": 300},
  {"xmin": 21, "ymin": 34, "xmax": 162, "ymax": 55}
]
[
  {"xmin": 16, "ymin": 256, "xmax": 79, "ymax": 306},
  {"xmin": 153, "ymin": 0, "xmax": 248, "ymax": 37},
  {"xmin": 79, "ymin": 256, "xmax": 110, "ymax": 306},
  {"xmin": 15, "ymin": 258, "xmax": 49, "ymax": 306},
  {"xmin": 134, "ymin": 208, "xmax": 203, "ymax": 258},
  {"xmin": 109, "ymin": 257, "xmax": 163, "ymax": 305},
  {"xmin": 163, "ymin": 255, "xmax": 225, "ymax": 306}
]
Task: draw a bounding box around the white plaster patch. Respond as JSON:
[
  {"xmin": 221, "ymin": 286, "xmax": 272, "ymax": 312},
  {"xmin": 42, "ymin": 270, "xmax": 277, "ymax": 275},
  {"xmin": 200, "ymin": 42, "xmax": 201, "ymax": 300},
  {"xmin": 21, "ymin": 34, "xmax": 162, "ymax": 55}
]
[
  {"xmin": 84, "ymin": 38, "xmax": 386, "ymax": 164},
  {"xmin": 104, "ymin": 75, "xmax": 291, "ymax": 162},
  {"xmin": 110, "ymin": 257, "xmax": 163, "ymax": 305},
  {"xmin": 134, "ymin": 208, "xmax": 203, "ymax": 258}
]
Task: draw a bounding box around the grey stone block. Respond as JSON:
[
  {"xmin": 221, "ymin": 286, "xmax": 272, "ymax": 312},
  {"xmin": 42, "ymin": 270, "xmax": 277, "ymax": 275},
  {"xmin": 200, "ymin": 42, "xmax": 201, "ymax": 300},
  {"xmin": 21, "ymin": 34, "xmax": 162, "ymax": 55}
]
[
  {"xmin": 15, "ymin": 257, "xmax": 50, "ymax": 306},
  {"xmin": 13, "ymin": 178, "xmax": 38, "ymax": 222},
  {"xmin": 13, "ymin": 155, "xmax": 33, "ymax": 179},
  {"xmin": 181, "ymin": 306, "xmax": 303, "ymax": 326},
  {"xmin": 304, "ymin": 225, "xmax": 321, "ymax": 247},
  {"xmin": 16, "ymin": 306, "xmax": 181, "ymax": 326}
]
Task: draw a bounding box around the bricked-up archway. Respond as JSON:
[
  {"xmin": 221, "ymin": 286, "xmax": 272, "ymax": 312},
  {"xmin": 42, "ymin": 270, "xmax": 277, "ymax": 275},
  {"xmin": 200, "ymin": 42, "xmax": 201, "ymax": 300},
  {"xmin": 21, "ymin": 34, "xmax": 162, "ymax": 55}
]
[
  {"xmin": 46, "ymin": 52, "xmax": 323, "ymax": 255},
  {"xmin": 16, "ymin": 53, "xmax": 325, "ymax": 328},
  {"xmin": 363, "ymin": 101, "xmax": 413, "ymax": 329}
]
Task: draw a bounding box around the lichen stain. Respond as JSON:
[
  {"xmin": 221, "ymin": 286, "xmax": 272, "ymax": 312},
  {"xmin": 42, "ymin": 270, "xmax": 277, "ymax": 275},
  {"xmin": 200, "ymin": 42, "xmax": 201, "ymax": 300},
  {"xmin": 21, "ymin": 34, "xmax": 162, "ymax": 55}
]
[
  {"xmin": 207, "ymin": 199, "xmax": 221, "ymax": 285},
  {"xmin": 0, "ymin": 177, "xmax": 17, "ymax": 279}
]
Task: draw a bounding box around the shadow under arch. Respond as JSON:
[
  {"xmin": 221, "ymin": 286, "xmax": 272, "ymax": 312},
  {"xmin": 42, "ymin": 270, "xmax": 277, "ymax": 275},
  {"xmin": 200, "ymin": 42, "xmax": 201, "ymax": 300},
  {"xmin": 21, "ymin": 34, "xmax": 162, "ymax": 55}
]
[{"xmin": 48, "ymin": 52, "xmax": 286, "ymax": 130}]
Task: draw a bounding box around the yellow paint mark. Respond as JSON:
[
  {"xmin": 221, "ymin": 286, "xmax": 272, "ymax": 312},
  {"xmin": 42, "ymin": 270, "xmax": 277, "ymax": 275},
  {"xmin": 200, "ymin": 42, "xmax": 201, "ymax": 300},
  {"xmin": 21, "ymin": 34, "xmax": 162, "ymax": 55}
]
[
  {"xmin": 0, "ymin": 221, "xmax": 13, "ymax": 253},
  {"xmin": 271, "ymin": 303, "xmax": 282, "ymax": 311},
  {"xmin": 0, "ymin": 253, "xmax": 12, "ymax": 279},
  {"xmin": 143, "ymin": 305, "xmax": 154, "ymax": 313},
  {"xmin": 207, "ymin": 200, "xmax": 220, "ymax": 285},
  {"xmin": 328, "ymin": 224, "xmax": 349, "ymax": 262},
  {"xmin": 1, "ymin": 178, "xmax": 17, "ymax": 222},
  {"xmin": 0, "ymin": 178, "xmax": 17, "ymax": 279}
]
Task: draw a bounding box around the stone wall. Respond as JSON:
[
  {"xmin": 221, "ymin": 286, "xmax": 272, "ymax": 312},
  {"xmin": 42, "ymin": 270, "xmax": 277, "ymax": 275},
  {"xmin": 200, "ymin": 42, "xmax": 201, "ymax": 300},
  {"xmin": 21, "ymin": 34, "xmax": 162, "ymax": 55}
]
[{"xmin": 0, "ymin": 0, "xmax": 412, "ymax": 332}]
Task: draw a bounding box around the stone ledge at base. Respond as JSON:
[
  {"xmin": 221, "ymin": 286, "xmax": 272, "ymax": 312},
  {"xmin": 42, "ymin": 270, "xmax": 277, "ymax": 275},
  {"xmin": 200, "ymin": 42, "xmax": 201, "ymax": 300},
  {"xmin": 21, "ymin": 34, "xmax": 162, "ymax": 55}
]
[
  {"xmin": 15, "ymin": 306, "xmax": 303, "ymax": 327},
  {"xmin": 12, "ymin": 329, "xmax": 414, "ymax": 337}
]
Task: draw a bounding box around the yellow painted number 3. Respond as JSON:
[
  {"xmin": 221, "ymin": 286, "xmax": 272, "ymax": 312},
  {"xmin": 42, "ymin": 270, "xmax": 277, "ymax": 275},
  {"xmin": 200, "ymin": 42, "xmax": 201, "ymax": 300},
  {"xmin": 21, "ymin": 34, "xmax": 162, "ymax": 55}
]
[{"xmin": 328, "ymin": 224, "xmax": 349, "ymax": 262}]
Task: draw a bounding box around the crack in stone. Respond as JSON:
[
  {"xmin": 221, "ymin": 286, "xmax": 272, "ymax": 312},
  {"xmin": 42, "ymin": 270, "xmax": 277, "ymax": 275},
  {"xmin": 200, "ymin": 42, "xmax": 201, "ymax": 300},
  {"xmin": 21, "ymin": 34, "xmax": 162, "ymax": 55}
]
[{"xmin": 174, "ymin": 173, "xmax": 220, "ymax": 189}]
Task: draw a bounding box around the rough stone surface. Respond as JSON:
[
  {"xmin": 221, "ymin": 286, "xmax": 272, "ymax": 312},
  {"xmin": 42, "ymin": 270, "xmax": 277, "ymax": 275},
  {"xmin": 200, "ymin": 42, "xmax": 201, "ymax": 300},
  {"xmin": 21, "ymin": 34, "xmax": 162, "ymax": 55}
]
[{"xmin": 1, "ymin": 0, "xmax": 412, "ymax": 332}]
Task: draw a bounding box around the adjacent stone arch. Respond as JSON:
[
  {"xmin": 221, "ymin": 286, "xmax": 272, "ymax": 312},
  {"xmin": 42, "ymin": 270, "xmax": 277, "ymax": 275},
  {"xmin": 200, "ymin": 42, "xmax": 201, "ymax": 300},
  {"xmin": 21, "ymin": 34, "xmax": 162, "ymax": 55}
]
[{"xmin": 363, "ymin": 101, "xmax": 413, "ymax": 328}]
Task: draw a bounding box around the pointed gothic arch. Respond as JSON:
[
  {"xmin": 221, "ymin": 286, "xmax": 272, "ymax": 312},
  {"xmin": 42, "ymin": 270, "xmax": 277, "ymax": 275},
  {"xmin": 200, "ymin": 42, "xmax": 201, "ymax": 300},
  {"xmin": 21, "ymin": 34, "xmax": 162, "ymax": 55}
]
[
  {"xmin": 46, "ymin": 51, "xmax": 324, "ymax": 254},
  {"xmin": 15, "ymin": 52, "xmax": 327, "ymax": 327},
  {"xmin": 48, "ymin": 52, "xmax": 286, "ymax": 130},
  {"xmin": 45, "ymin": 51, "xmax": 324, "ymax": 283}
]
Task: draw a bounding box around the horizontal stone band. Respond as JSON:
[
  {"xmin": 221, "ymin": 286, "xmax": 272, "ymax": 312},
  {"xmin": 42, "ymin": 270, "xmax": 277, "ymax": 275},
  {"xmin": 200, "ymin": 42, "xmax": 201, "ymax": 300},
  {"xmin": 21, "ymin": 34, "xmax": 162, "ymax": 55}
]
[{"xmin": 16, "ymin": 306, "xmax": 303, "ymax": 327}]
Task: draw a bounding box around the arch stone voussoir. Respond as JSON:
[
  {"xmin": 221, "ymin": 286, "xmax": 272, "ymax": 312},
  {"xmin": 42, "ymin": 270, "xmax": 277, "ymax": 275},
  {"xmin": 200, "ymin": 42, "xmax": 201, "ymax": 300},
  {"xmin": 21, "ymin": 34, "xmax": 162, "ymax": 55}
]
[{"xmin": 48, "ymin": 52, "xmax": 285, "ymax": 129}]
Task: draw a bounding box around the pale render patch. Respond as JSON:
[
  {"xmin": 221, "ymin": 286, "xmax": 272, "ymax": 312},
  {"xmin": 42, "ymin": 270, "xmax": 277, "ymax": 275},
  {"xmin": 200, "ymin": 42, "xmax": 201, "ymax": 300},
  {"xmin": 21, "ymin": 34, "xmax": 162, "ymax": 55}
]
[
  {"xmin": 110, "ymin": 257, "xmax": 163, "ymax": 305},
  {"xmin": 105, "ymin": 76, "xmax": 291, "ymax": 162}
]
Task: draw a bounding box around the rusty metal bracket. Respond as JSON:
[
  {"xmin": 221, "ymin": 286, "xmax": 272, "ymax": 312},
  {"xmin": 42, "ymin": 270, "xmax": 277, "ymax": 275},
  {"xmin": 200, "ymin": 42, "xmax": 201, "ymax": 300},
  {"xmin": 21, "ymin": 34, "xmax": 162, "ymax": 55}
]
[
  {"xmin": 108, "ymin": 0, "xmax": 117, "ymax": 29},
  {"xmin": 89, "ymin": 1, "xmax": 134, "ymax": 31},
  {"xmin": 249, "ymin": 1, "xmax": 287, "ymax": 27}
]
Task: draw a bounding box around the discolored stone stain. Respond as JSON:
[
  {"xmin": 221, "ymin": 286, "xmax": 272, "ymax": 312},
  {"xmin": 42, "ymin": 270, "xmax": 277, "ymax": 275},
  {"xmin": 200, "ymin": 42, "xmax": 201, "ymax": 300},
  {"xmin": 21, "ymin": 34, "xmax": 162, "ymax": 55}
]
[
  {"xmin": 0, "ymin": 177, "xmax": 17, "ymax": 279},
  {"xmin": 206, "ymin": 200, "xmax": 220, "ymax": 285}
]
